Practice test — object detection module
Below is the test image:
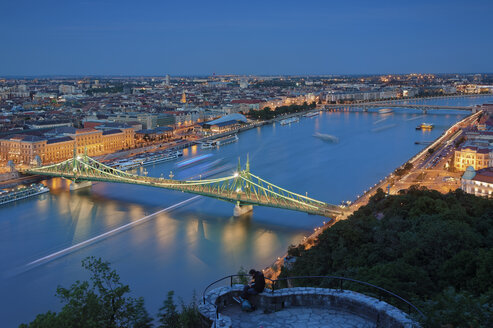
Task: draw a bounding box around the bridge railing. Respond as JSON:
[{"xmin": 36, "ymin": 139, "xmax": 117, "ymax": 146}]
[{"xmin": 26, "ymin": 154, "xmax": 341, "ymax": 216}]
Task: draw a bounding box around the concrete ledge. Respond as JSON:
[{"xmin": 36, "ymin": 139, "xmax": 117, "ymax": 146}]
[
  {"xmin": 69, "ymin": 180, "xmax": 92, "ymax": 190},
  {"xmin": 199, "ymin": 286, "xmax": 419, "ymax": 328}
]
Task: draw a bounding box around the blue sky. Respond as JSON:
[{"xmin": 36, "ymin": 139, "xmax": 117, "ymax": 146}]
[{"xmin": 0, "ymin": 0, "xmax": 492, "ymax": 75}]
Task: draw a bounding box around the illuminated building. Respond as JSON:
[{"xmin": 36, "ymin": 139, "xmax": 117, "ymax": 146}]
[
  {"xmin": 461, "ymin": 166, "xmax": 493, "ymax": 198},
  {"xmin": 181, "ymin": 91, "xmax": 187, "ymax": 103},
  {"xmin": 0, "ymin": 127, "xmax": 135, "ymax": 165},
  {"xmin": 454, "ymin": 145, "xmax": 492, "ymax": 171}
]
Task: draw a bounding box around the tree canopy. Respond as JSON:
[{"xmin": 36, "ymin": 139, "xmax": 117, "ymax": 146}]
[
  {"xmin": 248, "ymin": 102, "xmax": 316, "ymax": 120},
  {"xmin": 281, "ymin": 187, "xmax": 493, "ymax": 327},
  {"xmin": 20, "ymin": 257, "xmax": 206, "ymax": 328}
]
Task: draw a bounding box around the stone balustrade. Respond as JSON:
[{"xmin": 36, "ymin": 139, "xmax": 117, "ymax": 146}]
[{"xmin": 199, "ymin": 285, "xmax": 419, "ymax": 328}]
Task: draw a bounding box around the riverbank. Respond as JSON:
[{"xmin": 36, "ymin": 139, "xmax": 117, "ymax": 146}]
[
  {"xmin": 263, "ymin": 109, "xmax": 482, "ymax": 280},
  {"xmin": 2, "ymin": 98, "xmax": 486, "ymax": 327}
]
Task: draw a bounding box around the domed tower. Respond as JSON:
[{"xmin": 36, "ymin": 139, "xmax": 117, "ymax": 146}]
[{"xmin": 180, "ymin": 91, "xmax": 187, "ymax": 104}]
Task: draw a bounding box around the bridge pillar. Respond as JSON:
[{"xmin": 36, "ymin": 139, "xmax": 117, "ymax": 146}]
[
  {"xmin": 234, "ymin": 203, "xmax": 253, "ymax": 217},
  {"xmin": 422, "ymin": 109, "xmax": 427, "ymax": 114},
  {"xmin": 69, "ymin": 180, "xmax": 92, "ymax": 191}
]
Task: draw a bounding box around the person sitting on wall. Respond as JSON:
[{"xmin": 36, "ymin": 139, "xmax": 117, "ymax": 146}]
[{"xmin": 241, "ymin": 269, "xmax": 265, "ymax": 300}]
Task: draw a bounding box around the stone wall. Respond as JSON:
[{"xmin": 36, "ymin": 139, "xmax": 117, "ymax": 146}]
[{"xmin": 199, "ymin": 285, "xmax": 419, "ymax": 328}]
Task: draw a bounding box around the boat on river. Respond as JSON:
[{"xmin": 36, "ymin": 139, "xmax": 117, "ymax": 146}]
[
  {"xmin": 303, "ymin": 112, "xmax": 319, "ymax": 118},
  {"xmin": 116, "ymin": 160, "xmax": 141, "ymax": 170},
  {"xmin": 216, "ymin": 134, "xmax": 238, "ymax": 146},
  {"xmin": 416, "ymin": 123, "xmax": 434, "ymax": 130},
  {"xmin": 313, "ymin": 132, "xmax": 339, "ymax": 143},
  {"xmin": 378, "ymin": 108, "xmax": 393, "ymax": 114},
  {"xmin": 201, "ymin": 134, "xmax": 239, "ymax": 149},
  {"xmin": 200, "ymin": 140, "xmax": 217, "ymax": 149},
  {"xmin": 280, "ymin": 117, "xmax": 299, "ymax": 125},
  {"xmin": 0, "ymin": 183, "xmax": 49, "ymax": 206}
]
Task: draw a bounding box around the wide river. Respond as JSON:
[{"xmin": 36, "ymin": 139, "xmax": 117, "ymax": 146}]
[{"xmin": 1, "ymin": 95, "xmax": 492, "ymax": 326}]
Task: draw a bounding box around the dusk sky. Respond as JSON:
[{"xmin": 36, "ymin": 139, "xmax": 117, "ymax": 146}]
[{"xmin": 1, "ymin": 0, "xmax": 492, "ymax": 76}]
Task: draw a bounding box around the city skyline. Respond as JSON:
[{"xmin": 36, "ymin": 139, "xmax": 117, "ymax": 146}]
[{"xmin": 1, "ymin": 0, "xmax": 492, "ymax": 76}]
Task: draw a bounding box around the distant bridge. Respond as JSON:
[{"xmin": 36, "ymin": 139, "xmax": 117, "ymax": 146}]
[
  {"xmin": 23, "ymin": 151, "xmax": 345, "ymax": 218},
  {"xmin": 324, "ymin": 103, "xmax": 475, "ymax": 112}
]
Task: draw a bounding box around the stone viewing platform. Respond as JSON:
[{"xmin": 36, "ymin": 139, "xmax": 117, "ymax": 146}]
[{"xmin": 199, "ymin": 285, "xmax": 419, "ymax": 328}]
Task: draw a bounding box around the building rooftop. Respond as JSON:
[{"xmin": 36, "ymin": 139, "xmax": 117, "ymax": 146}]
[
  {"xmin": 205, "ymin": 119, "xmax": 242, "ymax": 127},
  {"xmin": 206, "ymin": 113, "xmax": 248, "ymax": 125},
  {"xmin": 47, "ymin": 136, "xmax": 73, "ymax": 144},
  {"xmin": 473, "ymin": 167, "xmax": 493, "ymax": 184},
  {"xmin": 101, "ymin": 129, "xmax": 122, "ymax": 136},
  {"xmin": 47, "ymin": 126, "xmax": 77, "ymax": 135}
]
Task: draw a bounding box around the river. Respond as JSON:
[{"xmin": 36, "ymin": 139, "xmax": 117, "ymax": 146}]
[{"xmin": 1, "ymin": 95, "xmax": 492, "ymax": 327}]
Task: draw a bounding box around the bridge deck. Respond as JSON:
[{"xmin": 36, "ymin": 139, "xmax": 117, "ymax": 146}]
[
  {"xmin": 324, "ymin": 103, "xmax": 472, "ymax": 110},
  {"xmin": 24, "ymin": 154, "xmax": 345, "ymax": 218}
]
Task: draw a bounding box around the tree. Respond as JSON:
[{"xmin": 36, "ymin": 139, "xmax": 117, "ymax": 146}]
[
  {"xmin": 157, "ymin": 291, "xmax": 180, "ymax": 328},
  {"xmin": 20, "ymin": 257, "xmax": 152, "ymax": 328},
  {"xmin": 280, "ymin": 188, "xmax": 493, "ymax": 327},
  {"xmin": 157, "ymin": 291, "xmax": 204, "ymax": 328}
]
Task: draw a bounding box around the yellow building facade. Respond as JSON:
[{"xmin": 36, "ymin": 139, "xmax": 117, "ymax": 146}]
[
  {"xmin": 0, "ymin": 128, "xmax": 135, "ymax": 165},
  {"xmin": 454, "ymin": 146, "xmax": 491, "ymax": 171}
]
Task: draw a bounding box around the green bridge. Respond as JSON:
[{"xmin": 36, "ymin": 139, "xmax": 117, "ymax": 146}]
[{"xmin": 24, "ymin": 151, "xmax": 345, "ymax": 218}]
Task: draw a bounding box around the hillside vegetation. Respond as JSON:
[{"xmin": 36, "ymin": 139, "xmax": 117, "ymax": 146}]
[{"xmin": 281, "ymin": 186, "xmax": 493, "ymax": 327}]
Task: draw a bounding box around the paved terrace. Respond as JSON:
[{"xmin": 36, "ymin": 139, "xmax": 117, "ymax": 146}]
[
  {"xmin": 199, "ymin": 285, "xmax": 418, "ymax": 328},
  {"xmin": 221, "ymin": 305, "xmax": 375, "ymax": 328}
]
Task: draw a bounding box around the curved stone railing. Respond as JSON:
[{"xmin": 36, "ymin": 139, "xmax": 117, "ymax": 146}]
[{"xmin": 199, "ymin": 285, "xmax": 419, "ymax": 328}]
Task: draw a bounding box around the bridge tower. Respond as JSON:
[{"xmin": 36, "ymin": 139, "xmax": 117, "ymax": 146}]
[
  {"xmin": 233, "ymin": 156, "xmax": 253, "ymax": 217},
  {"xmin": 69, "ymin": 146, "xmax": 92, "ymax": 191}
]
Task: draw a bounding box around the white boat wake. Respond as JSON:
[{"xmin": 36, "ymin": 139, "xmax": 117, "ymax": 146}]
[
  {"xmin": 406, "ymin": 115, "xmax": 426, "ymax": 121},
  {"xmin": 21, "ymin": 196, "xmax": 200, "ymax": 271},
  {"xmin": 371, "ymin": 124, "xmax": 397, "ymax": 132}
]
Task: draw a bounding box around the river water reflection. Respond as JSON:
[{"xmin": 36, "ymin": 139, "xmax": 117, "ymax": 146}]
[{"xmin": 1, "ymin": 96, "xmax": 491, "ymax": 326}]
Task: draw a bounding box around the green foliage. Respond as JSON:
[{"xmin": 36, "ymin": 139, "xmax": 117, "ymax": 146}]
[
  {"xmin": 281, "ymin": 187, "xmax": 493, "ymax": 327},
  {"xmin": 232, "ymin": 266, "xmax": 249, "ymax": 285},
  {"xmin": 157, "ymin": 291, "xmax": 205, "ymax": 328},
  {"xmin": 421, "ymin": 287, "xmax": 493, "ymax": 328},
  {"xmin": 287, "ymin": 244, "xmax": 305, "ymax": 257},
  {"xmin": 157, "ymin": 291, "xmax": 180, "ymax": 328},
  {"xmin": 20, "ymin": 257, "xmax": 152, "ymax": 328},
  {"xmin": 21, "ymin": 259, "xmax": 209, "ymax": 328},
  {"xmin": 394, "ymin": 162, "xmax": 413, "ymax": 176},
  {"xmin": 19, "ymin": 311, "xmax": 63, "ymax": 328},
  {"xmin": 248, "ymin": 102, "xmax": 316, "ymax": 120}
]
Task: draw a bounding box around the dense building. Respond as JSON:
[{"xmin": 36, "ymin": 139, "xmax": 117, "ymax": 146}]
[
  {"xmin": 135, "ymin": 126, "xmax": 173, "ymax": 144},
  {"xmin": 230, "ymin": 99, "xmax": 262, "ymax": 113},
  {"xmin": 110, "ymin": 113, "xmax": 157, "ymax": 130},
  {"xmin": 59, "ymin": 85, "xmax": 76, "ymax": 95},
  {"xmin": 0, "ymin": 127, "xmax": 134, "ymax": 165},
  {"xmin": 461, "ymin": 166, "xmax": 493, "ymax": 197}
]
